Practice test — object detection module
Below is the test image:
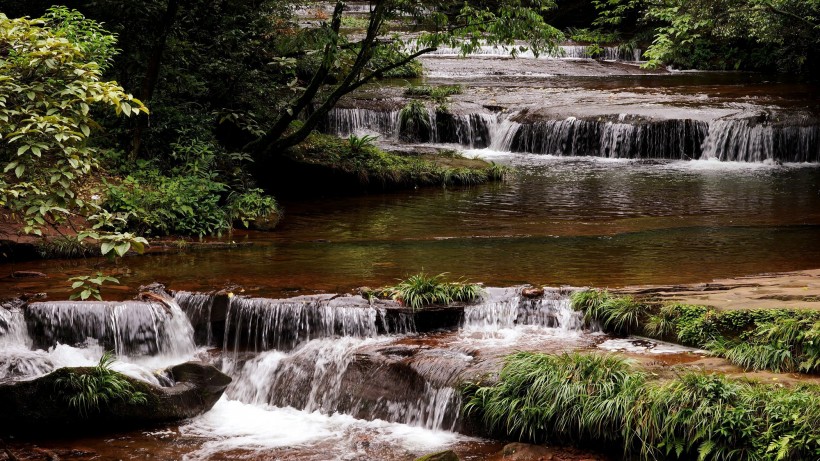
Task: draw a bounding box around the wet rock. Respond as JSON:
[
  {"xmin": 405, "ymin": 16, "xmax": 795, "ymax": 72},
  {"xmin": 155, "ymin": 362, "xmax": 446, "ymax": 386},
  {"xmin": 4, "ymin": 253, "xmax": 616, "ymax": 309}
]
[
  {"xmin": 10, "ymin": 271, "xmax": 46, "ymax": 279},
  {"xmin": 415, "ymin": 450, "xmax": 460, "ymax": 461},
  {"xmin": 521, "ymin": 287, "xmax": 545, "ymax": 298},
  {"xmin": 0, "ymin": 361, "xmax": 230, "ymax": 436},
  {"xmin": 499, "ymin": 443, "xmax": 610, "ymax": 461}
]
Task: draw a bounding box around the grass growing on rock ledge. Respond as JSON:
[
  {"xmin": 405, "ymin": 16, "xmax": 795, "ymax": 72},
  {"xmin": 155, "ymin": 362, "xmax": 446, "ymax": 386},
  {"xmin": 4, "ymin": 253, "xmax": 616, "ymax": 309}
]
[
  {"xmin": 571, "ymin": 289, "xmax": 820, "ymax": 374},
  {"xmin": 54, "ymin": 352, "xmax": 147, "ymax": 417},
  {"xmin": 376, "ymin": 272, "xmax": 485, "ymax": 310},
  {"xmin": 465, "ymin": 352, "xmax": 820, "ymax": 461},
  {"xmin": 288, "ymin": 131, "xmax": 507, "ymax": 188}
]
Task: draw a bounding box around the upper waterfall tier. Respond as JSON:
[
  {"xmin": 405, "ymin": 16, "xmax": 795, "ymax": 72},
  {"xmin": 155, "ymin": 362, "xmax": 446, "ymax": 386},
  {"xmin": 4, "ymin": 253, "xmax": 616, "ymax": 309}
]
[{"xmin": 325, "ymin": 107, "xmax": 820, "ymax": 162}]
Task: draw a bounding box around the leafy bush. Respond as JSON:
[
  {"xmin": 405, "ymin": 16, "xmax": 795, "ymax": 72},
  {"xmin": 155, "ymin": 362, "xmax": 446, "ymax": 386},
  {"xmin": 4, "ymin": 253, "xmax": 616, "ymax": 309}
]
[
  {"xmin": 105, "ymin": 172, "xmax": 229, "ymax": 237},
  {"xmin": 227, "ymin": 188, "xmax": 279, "ymax": 229},
  {"xmin": 55, "ymin": 352, "xmax": 147, "ymax": 417},
  {"xmin": 466, "ymin": 352, "xmax": 820, "ymax": 460},
  {"xmin": 382, "ymin": 272, "xmax": 484, "ymax": 310},
  {"xmin": 290, "ymin": 131, "xmax": 507, "ymax": 188},
  {"xmin": 69, "ymin": 272, "xmax": 120, "ymax": 301}
]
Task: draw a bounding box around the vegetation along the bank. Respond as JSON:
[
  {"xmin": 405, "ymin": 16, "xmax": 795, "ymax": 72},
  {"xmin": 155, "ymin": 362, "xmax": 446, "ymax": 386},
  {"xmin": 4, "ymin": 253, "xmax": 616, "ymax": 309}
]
[
  {"xmin": 465, "ymin": 352, "xmax": 820, "ymax": 461},
  {"xmin": 571, "ymin": 289, "xmax": 820, "ymax": 374}
]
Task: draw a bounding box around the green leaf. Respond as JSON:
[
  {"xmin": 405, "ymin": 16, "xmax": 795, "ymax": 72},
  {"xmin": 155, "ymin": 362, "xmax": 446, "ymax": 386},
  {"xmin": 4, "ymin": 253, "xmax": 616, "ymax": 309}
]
[
  {"xmin": 14, "ymin": 164, "xmax": 25, "ymax": 178},
  {"xmin": 114, "ymin": 242, "xmax": 131, "ymax": 257},
  {"xmin": 100, "ymin": 241, "xmax": 115, "ymax": 255}
]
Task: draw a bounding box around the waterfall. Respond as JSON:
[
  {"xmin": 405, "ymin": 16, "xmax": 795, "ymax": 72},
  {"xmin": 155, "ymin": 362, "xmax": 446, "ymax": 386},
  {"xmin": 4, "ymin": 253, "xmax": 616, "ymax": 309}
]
[
  {"xmin": 325, "ymin": 107, "xmax": 819, "ymax": 162},
  {"xmin": 221, "ymin": 295, "xmax": 414, "ymax": 354},
  {"xmin": 701, "ymin": 120, "xmax": 820, "ymax": 162},
  {"xmin": 0, "ymin": 306, "xmax": 30, "ymax": 348},
  {"xmin": 326, "ymin": 108, "xmax": 400, "ymax": 138},
  {"xmin": 26, "ymin": 298, "xmax": 196, "ymax": 357},
  {"xmin": 462, "ymin": 287, "xmax": 583, "ymax": 332},
  {"xmin": 225, "ymin": 336, "xmax": 460, "ymax": 431},
  {"xmin": 510, "ymin": 117, "xmax": 710, "ymax": 159}
]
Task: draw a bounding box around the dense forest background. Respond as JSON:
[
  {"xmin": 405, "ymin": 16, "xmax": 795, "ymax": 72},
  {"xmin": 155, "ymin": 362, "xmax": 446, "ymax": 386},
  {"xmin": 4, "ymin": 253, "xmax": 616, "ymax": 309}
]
[{"xmin": 1, "ymin": 0, "xmax": 818, "ymax": 247}]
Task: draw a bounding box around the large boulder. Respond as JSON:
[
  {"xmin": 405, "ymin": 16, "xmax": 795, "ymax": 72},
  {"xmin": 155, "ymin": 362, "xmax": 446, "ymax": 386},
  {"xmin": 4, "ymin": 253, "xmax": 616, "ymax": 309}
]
[{"xmin": 0, "ymin": 361, "xmax": 230, "ymax": 436}]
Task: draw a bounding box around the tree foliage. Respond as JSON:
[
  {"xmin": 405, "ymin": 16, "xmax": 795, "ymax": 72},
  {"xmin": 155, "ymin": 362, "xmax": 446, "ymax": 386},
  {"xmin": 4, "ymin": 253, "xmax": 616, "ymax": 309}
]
[
  {"xmin": 591, "ymin": 0, "xmax": 820, "ymax": 71},
  {"xmin": 0, "ymin": 8, "xmax": 147, "ymax": 235}
]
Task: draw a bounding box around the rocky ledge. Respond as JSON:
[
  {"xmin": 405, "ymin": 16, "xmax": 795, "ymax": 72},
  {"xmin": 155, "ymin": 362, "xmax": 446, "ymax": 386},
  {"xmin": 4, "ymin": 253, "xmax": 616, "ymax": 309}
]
[{"xmin": 0, "ymin": 361, "xmax": 231, "ymax": 436}]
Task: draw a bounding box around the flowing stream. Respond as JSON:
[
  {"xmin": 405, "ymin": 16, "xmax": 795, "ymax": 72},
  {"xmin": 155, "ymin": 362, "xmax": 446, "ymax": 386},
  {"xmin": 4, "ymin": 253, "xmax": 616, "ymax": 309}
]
[
  {"xmin": 3, "ymin": 286, "xmax": 698, "ymax": 459},
  {"xmin": 1, "ymin": 10, "xmax": 819, "ymax": 459}
]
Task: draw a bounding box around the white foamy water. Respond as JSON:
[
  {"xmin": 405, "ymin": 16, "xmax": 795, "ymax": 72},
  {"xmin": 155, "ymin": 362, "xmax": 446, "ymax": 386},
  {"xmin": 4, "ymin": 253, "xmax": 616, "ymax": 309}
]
[
  {"xmin": 179, "ymin": 397, "xmax": 468, "ymax": 461},
  {"xmin": 598, "ymin": 337, "xmax": 707, "ymax": 354}
]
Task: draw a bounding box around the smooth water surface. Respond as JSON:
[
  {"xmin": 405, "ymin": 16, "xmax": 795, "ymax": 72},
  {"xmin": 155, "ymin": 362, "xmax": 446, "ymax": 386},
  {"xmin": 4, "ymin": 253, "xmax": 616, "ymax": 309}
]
[{"xmin": 4, "ymin": 156, "xmax": 819, "ymax": 298}]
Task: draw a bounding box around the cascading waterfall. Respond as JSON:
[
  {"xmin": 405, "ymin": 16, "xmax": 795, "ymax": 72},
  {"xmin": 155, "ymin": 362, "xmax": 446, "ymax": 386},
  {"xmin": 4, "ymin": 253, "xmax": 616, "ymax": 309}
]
[
  {"xmin": 221, "ymin": 295, "xmax": 412, "ymax": 354},
  {"xmin": 701, "ymin": 120, "xmax": 820, "ymax": 162},
  {"xmin": 326, "ymin": 108, "xmax": 401, "ymax": 138},
  {"xmin": 462, "ymin": 287, "xmax": 583, "ymax": 332},
  {"xmin": 324, "ymin": 107, "xmax": 820, "ymax": 162},
  {"xmin": 26, "ymin": 299, "xmax": 196, "ymax": 357},
  {"xmin": 2, "ymin": 295, "xmax": 196, "ymax": 386}
]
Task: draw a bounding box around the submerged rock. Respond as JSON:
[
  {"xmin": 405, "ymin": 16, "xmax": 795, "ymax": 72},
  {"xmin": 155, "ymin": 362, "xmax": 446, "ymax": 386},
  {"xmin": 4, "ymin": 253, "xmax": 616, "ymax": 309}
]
[
  {"xmin": 500, "ymin": 443, "xmax": 610, "ymax": 461},
  {"xmin": 415, "ymin": 450, "xmax": 460, "ymax": 461},
  {"xmin": 0, "ymin": 361, "xmax": 230, "ymax": 435}
]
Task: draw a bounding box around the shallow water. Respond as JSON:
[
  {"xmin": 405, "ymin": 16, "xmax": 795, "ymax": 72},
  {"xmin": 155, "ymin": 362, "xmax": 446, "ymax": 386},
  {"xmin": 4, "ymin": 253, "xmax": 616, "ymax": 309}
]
[{"xmin": 2, "ymin": 156, "xmax": 819, "ymax": 299}]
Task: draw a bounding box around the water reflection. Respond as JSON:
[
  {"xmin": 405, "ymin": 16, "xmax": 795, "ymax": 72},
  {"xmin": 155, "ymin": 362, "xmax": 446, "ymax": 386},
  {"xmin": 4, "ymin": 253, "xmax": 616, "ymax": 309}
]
[{"xmin": 1, "ymin": 158, "xmax": 819, "ymax": 298}]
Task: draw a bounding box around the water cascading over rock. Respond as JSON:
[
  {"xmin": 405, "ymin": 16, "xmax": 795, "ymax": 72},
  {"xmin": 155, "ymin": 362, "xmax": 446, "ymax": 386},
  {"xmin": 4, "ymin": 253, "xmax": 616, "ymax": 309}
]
[
  {"xmin": 173, "ymin": 287, "xmax": 588, "ymax": 433},
  {"xmin": 25, "ymin": 299, "xmax": 196, "ymax": 357},
  {"xmin": 324, "ymin": 107, "xmax": 820, "ymax": 162}
]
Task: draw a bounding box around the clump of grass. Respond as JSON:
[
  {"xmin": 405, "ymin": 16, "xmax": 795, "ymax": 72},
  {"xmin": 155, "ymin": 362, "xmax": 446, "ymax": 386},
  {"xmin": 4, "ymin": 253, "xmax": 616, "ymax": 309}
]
[
  {"xmin": 465, "ymin": 351, "xmax": 820, "ymax": 461},
  {"xmin": 348, "ymin": 134, "xmax": 379, "ymax": 152},
  {"xmin": 570, "ymin": 289, "xmax": 646, "ymax": 335},
  {"xmin": 290, "ymin": 131, "xmax": 506, "ymax": 188},
  {"xmin": 35, "ymin": 236, "xmax": 94, "ymax": 259},
  {"xmin": 54, "ymin": 351, "xmax": 148, "ymax": 417},
  {"xmin": 404, "ymin": 85, "xmax": 463, "ymax": 101},
  {"xmin": 465, "ymin": 352, "xmax": 644, "ymax": 444},
  {"xmin": 399, "ymin": 100, "xmax": 432, "ymax": 142},
  {"xmin": 382, "ymin": 272, "xmax": 484, "ymax": 310}
]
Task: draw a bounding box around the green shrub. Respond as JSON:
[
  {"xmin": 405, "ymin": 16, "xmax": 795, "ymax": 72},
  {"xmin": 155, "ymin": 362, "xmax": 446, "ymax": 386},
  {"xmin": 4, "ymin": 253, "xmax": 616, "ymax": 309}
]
[
  {"xmin": 227, "ymin": 188, "xmax": 279, "ymax": 229},
  {"xmin": 382, "ymin": 272, "xmax": 484, "ymax": 310},
  {"xmin": 55, "ymin": 352, "xmax": 147, "ymax": 417},
  {"xmin": 289, "ymin": 131, "xmax": 506, "ymax": 188},
  {"xmin": 105, "ymin": 172, "xmax": 229, "ymax": 237},
  {"xmin": 348, "ymin": 134, "xmax": 379, "ymax": 152}
]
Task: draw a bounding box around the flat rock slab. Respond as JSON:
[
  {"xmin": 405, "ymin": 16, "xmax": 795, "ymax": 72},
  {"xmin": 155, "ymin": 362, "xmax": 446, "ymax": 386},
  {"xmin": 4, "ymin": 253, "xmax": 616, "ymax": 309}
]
[{"xmin": 618, "ymin": 269, "xmax": 820, "ymax": 310}]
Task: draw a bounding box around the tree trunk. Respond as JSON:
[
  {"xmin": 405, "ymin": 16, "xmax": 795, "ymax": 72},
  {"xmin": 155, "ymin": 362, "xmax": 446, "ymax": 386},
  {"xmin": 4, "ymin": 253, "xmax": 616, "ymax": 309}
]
[{"xmin": 130, "ymin": 0, "xmax": 180, "ymax": 160}]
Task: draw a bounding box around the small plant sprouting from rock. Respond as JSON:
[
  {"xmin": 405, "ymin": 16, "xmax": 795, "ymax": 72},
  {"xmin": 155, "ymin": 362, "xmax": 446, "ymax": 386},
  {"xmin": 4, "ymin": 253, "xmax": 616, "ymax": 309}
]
[
  {"xmin": 55, "ymin": 351, "xmax": 147, "ymax": 417},
  {"xmin": 383, "ymin": 272, "xmax": 484, "ymax": 310},
  {"xmin": 69, "ymin": 272, "xmax": 120, "ymax": 301}
]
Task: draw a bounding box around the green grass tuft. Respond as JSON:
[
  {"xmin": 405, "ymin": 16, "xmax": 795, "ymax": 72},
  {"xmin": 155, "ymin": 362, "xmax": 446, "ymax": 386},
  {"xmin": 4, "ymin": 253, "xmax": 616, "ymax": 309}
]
[
  {"xmin": 54, "ymin": 351, "xmax": 148, "ymax": 417},
  {"xmin": 381, "ymin": 272, "xmax": 484, "ymax": 310}
]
